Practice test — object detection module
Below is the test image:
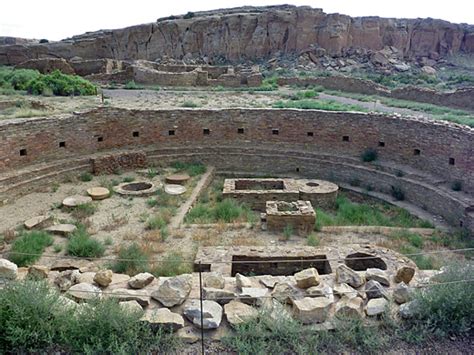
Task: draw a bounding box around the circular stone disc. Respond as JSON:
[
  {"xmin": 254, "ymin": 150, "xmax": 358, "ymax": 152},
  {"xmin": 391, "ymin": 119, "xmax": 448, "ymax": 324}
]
[
  {"xmin": 87, "ymin": 187, "xmax": 110, "ymax": 200},
  {"xmin": 62, "ymin": 195, "xmax": 93, "ymax": 207},
  {"xmin": 165, "ymin": 174, "xmax": 190, "ymax": 185},
  {"xmin": 164, "ymin": 184, "xmax": 187, "ymax": 195}
]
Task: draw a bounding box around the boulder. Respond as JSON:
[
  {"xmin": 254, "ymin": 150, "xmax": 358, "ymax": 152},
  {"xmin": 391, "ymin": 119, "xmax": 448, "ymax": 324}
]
[
  {"xmin": 109, "ymin": 288, "xmax": 150, "ymax": 307},
  {"xmin": 271, "ymin": 281, "xmax": 304, "ymax": 304},
  {"xmin": 75, "ymin": 272, "xmax": 96, "ymax": 284},
  {"xmin": 294, "ymin": 268, "xmax": 320, "ymax": 289},
  {"xmin": 365, "ymin": 280, "xmax": 389, "ymax": 299},
  {"xmin": 184, "ymin": 300, "xmax": 223, "ymax": 329},
  {"xmin": 235, "ymin": 273, "xmax": 252, "ymax": 289},
  {"xmin": 87, "ymin": 187, "xmax": 110, "ymax": 200},
  {"xmin": 307, "ymin": 283, "xmax": 334, "ymax": 301},
  {"xmin": 292, "ymin": 297, "xmax": 333, "ymax": 324},
  {"xmin": 365, "ymin": 268, "xmax": 390, "ymax": 286},
  {"xmin": 393, "ymin": 282, "xmax": 412, "ymax": 304},
  {"xmin": 366, "ymin": 298, "xmax": 387, "ymax": 316},
  {"xmin": 62, "ymin": 195, "xmax": 93, "ymax": 207},
  {"xmin": 177, "ymin": 326, "xmax": 201, "ymax": 343},
  {"xmin": 333, "ymin": 283, "xmax": 358, "ymax": 299},
  {"xmin": 224, "ymin": 300, "xmax": 258, "ymax": 326},
  {"xmin": 395, "ymin": 266, "xmax": 415, "ymax": 284},
  {"xmin": 142, "ymin": 308, "xmax": 184, "ymax": 331},
  {"xmin": 335, "ymin": 296, "xmax": 364, "ymax": 318},
  {"xmin": 24, "ymin": 215, "xmax": 52, "ymax": 229},
  {"xmin": 240, "ymin": 287, "xmax": 268, "ymax": 306},
  {"xmin": 119, "ymin": 300, "xmax": 143, "ymax": 313},
  {"xmin": 45, "ymin": 224, "xmax": 77, "ymax": 236},
  {"xmin": 67, "ymin": 283, "xmax": 102, "ymax": 301},
  {"xmin": 421, "ymin": 66, "xmax": 436, "ymax": 75},
  {"xmin": 151, "ymin": 274, "xmax": 192, "ymax": 307},
  {"xmin": 203, "ymin": 287, "xmax": 236, "ymax": 304},
  {"xmin": 128, "ymin": 272, "xmax": 155, "ymax": 289},
  {"xmin": 54, "ymin": 270, "xmax": 80, "ymax": 291},
  {"xmin": 259, "ymin": 275, "xmax": 285, "ymax": 288},
  {"xmin": 93, "ymin": 269, "xmax": 113, "ymax": 287},
  {"xmin": 203, "ymin": 272, "xmax": 225, "ymax": 289},
  {"xmin": 0, "ymin": 258, "xmax": 18, "ymax": 279},
  {"xmin": 28, "ymin": 265, "xmax": 49, "ymax": 279},
  {"xmin": 336, "ymin": 264, "xmax": 364, "ymax": 288}
]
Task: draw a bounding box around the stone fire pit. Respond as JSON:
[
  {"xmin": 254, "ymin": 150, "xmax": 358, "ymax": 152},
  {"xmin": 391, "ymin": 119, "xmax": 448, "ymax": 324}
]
[{"xmin": 113, "ymin": 181, "xmax": 159, "ymax": 196}]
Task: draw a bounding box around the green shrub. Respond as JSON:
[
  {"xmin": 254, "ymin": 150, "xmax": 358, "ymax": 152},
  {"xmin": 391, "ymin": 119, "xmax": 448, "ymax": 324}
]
[
  {"xmin": 181, "ymin": 100, "xmax": 199, "ymax": 108},
  {"xmin": 0, "ymin": 280, "xmax": 178, "ymax": 353},
  {"xmin": 183, "ymin": 11, "xmax": 195, "ymax": 19},
  {"xmin": 152, "ymin": 252, "xmax": 193, "ymax": 277},
  {"xmin": 361, "ymin": 148, "xmax": 378, "ymax": 162},
  {"xmin": 67, "ymin": 227, "xmax": 104, "ymax": 258},
  {"xmin": 146, "ymin": 215, "xmax": 167, "ymax": 230},
  {"xmin": 27, "ymin": 70, "xmax": 96, "ymax": 96},
  {"xmin": 9, "ymin": 231, "xmax": 53, "ymax": 266},
  {"xmin": 451, "ymin": 180, "xmax": 462, "ymax": 191},
  {"xmin": 403, "ymin": 263, "xmax": 474, "ymax": 339},
  {"xmin": 124, "ymin": 80, "xmax": 141, "ymax": 90},
  {"xmin": 79, "ymin": 172, "xmax": 92, "ymax": 182},
  {"xmin": 112, "ymin": 243, "xmax": 149, "ymax": 275},
  {"xmin": 122, "ymin": 176, "xmax": 135, "ymax": 183},
  {"xmin": 391, "ymin": 185, "xmax": 405, "ymax": 201}
]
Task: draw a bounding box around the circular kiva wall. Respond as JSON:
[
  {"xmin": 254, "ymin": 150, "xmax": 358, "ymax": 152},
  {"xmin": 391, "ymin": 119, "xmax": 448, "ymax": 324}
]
[{"xmin": 0, "ymin": 107, "xmax": 473, "ymax": 232}]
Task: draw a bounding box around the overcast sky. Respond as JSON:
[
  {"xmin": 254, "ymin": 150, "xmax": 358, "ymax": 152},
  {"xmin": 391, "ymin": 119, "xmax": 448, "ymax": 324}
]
[{"xmin": 1, "ymin": 0, "xmax": 473, "ymax": 41}]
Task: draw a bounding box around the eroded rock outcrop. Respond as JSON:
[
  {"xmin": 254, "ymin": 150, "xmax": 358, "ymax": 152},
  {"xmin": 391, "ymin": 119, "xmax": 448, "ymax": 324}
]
[{"xmin": 1, "ymin": 6, "xmax": 472, "ymax": 66}]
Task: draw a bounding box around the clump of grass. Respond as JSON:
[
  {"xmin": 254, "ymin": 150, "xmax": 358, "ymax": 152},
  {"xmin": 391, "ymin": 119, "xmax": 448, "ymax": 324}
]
[
  {"xmin": 146, "ymin": 167, "xmax": 158, "ymax": 178},
  {"xmin": 282, "ymin": 224, "xmax": 293, "ymax": 240},
  {"xmin": 314, "ymin": 194, "xmax": 430, "ymax": 229},
  {"xmin": 53, "ymin": 245, "xmax": 62, "ymax": 253},
  {"xmin": 111, "ymin": 243, "xmax": 149, "ymax": 275},
  {"xmin": 146, "ymin": 215, "xmax": 167, "ymax": 230},
  {"xmin": 361, "ymin": 148, "xmax": 378, "ymax": 162},
  {"xmin": 122, "ymin": 176, "xmax": 135, "ymax": 183},
  {"xmin": 66, "ymin": 226, "xmax": 105, "ymax": 258},
  {"xmin": 151, "ymin": 252, "xmax": 193, "ymax": 277},
  {"xmin": 307, "ymin": 233, "xmax": 320, "ymax": 246},
  {"xmin": 70, "ymin": 202, "xmax": 97, "ymax": 220},
  {"xmin": 9, "ymin": 231, "xmax": 53, "ymax": 266},
  {"xmin": 181, "ymin": 100, "xmax": 199, "ymax": 108},
  {"xmin": 273, "ymin": 99, "xmax": 366, "ymax": 111},
  {"xmin": 170, "ymin": 161, "xmax": 206, "ymax": 176},
  {"xmin": 186, "ymin": 198, "xmax": 255, "ymax": 224},
  {"xmin": 391, "ymin": 185, "xmax": 405, "ymax": 201},
  {"xmin": 79, "ymin": 172, "xmax": 93, "ymax": 182}
]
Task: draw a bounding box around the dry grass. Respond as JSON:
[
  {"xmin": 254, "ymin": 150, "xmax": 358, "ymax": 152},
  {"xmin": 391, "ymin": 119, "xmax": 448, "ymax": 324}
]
[
  {"xmin": 192, "ymin": 228, "xmax": 221, "ymax": 246},
  {"xmin": 229, "ymin": 231, "xmax": 262, "ymax": 246},
  {"xmin": 101, "ymin": 214, "xmax": 129, "ymax": 232}
]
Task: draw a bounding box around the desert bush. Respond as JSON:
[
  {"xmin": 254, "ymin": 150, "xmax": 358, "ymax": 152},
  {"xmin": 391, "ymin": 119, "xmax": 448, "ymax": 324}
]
[
  {"xmin": 112, "ymin": 243, "xmax": 150, "ymax": 275},
  {"xmin": 146, "ymin": 214, "xmax": 167, "ymax": 230},
  {"xmin": 27, "ymin": 70, "xmax": 96, "ymax": 96},
  {"xmin": 66, "ymin": 226, "xmax": 104, "ymax": 257},
  {"xmin": 70, "ymin": 202, "xmax": 97, "ymax": 220},
  {"xmin": 402, "ymin": 263, "xmax": 474, "ymax": 340},
  {"xmin": 361, "ymin": 148, "xmax": 378, "ymax": 162},
  {"xmin": 451, "ymin": 180, "xmax": 462, "ymax": 191},
  {"xmin": 9, "ymin": 231, "xmax": 53, "ymax": 266},
  {"xmin": 283, "ymin": 224, "xmax": 293, "ymax": 240},
  {"xmin": 152, "ymin": 252, "xmax": 193, "ymax": 277},
  {"xmin": 391, "ymin": 185, "xmax": 405, "ymax": 201},
  {"xmin": 181, "ymin": 100, "xmax": 199, "ymax": 108},
  {"xmin": 0, "ymin": 280, "xmax": 178, "ymax": 353},
  {"xmin": 307, "ymin": 233, "xmax": 320, "ymax": 246},
  {"xmin": 79, "ymin": 172, "xmax": 92, "ymax": 182}
]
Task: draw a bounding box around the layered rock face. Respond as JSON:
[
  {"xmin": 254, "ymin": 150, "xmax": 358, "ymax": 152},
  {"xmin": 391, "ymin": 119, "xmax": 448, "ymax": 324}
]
[{"xmin": 1, "ymin": 5, "xmax": 473, "ymax": 65}]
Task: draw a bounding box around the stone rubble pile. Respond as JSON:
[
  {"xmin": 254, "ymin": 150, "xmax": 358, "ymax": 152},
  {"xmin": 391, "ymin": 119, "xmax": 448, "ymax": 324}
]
[{"xmin": 0, "ymin": 256, "xmax": 430, "ymax": 340}]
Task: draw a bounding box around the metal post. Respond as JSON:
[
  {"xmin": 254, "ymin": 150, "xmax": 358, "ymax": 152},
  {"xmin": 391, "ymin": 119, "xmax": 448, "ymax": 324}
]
[{"xmin": 199, "ymin": 261, "xmax": 205, "ymax": 354}]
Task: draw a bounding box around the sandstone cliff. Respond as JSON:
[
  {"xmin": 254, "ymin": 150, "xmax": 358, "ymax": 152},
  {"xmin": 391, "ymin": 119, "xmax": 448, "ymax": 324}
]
[{"xmin": 1, "ymin": 5, "xmax": 473, "ymax": 65}]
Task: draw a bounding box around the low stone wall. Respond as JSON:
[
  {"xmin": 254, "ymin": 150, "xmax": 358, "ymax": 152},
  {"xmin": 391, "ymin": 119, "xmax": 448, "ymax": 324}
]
[
  {"xmin": 70, "ymin": 59, "xmax": 125, "ymax": 76},
  {"xmin": 278, "ymin": 75, "xmax": 474, "ymax": 112},
  {"xmin": 91, "ymin": 151, "xmax": 147, "ymax": 175},
  {"xmin": 132, "ymin": 66, "xmax": 199, "ymax": 86},
  {"xmin": 266, "ymin": 200, "xmax": 316, "ymax": 235},
  {"xmin": 15, "ymin": 58, "xmax": 75, "ymax": 75}
]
